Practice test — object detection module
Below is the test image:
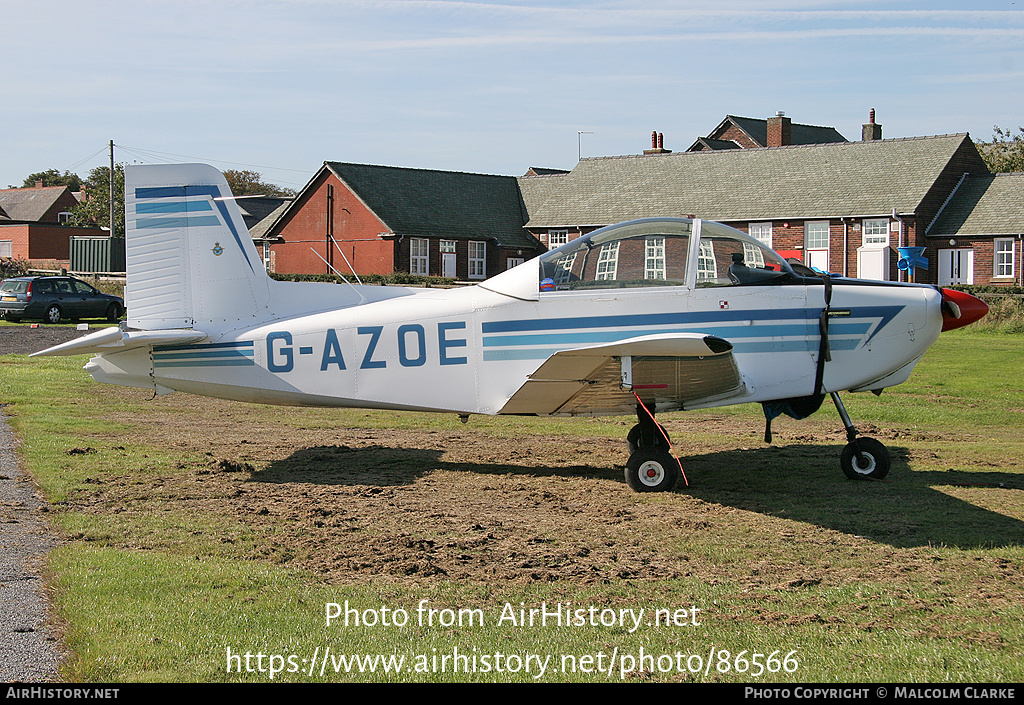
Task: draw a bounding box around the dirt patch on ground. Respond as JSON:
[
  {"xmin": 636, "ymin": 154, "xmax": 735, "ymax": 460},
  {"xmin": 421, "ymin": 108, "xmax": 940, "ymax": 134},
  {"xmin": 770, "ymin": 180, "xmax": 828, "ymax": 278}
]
[{"xmin": 0, "ymin": 325, "xmax": 92, "ymax": 356}]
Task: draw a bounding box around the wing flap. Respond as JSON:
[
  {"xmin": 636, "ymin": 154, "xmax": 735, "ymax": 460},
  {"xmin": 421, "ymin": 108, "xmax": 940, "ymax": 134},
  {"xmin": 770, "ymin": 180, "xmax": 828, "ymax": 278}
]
[{"xmin": 499, "ymin": 333, "xmax": 745, "ymax": 415}]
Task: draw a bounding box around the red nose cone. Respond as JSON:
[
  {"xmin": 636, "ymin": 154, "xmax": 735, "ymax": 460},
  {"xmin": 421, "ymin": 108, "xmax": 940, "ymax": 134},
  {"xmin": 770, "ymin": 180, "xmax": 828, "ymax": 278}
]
[{"xmin": 940, "ymin": 289, "xmax": 989, "ymax": 331}]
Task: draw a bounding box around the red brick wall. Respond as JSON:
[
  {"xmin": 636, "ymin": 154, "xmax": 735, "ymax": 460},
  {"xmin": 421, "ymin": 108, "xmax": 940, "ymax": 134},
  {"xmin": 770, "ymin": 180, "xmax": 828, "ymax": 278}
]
[{"xmin": 268, "ymin": 171, "xmax": 395, "ymax": 276}]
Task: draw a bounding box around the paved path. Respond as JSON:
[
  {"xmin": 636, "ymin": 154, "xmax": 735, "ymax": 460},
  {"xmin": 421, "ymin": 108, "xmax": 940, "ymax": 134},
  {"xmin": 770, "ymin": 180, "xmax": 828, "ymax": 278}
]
[{"xmin": 0, "ymin": 410, "xmax": 65, "ymax": 682}]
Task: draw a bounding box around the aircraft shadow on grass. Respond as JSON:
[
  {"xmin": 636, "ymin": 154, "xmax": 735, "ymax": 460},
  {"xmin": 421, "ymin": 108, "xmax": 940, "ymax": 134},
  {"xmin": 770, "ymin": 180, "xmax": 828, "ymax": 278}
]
[{"xmin": 252, "ymin": 441, "xmax": 1024, "ymax": 550}]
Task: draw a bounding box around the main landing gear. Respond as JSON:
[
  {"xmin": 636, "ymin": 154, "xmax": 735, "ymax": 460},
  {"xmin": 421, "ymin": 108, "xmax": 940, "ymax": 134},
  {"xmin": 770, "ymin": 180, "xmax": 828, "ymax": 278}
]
[
  {"xmin": 831, "ymin": 392, "xmax": 891, "ymax": 481},
  {"xmin": 623, "ymin": 403, "xmax": 683, "ymax": 492}
]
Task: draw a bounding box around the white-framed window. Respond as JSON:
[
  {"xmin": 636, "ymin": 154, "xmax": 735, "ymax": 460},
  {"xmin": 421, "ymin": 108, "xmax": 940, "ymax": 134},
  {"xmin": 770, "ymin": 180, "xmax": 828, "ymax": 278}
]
[
  {"xmin": 468, "ymin": 241, "xmax": 486, "ymax": 279},
  {"xmin": 595, "ymin": 241, "xmax": 619, "ymax": 280},
  {"xmin": 749, "ymin": 222, "xmax": 772, "ymax": 248},
  {"xmin": 547, "ymin": 229, "xmax": 569, "ymax": 249},
  {"xmin": 0, "ymin": 241, "xmax": 12, "ymax": 258},
  {"xmin": 863, "ymin": 219, "xmax": 890, "ymax": 246},
  {"xmin": 995, "ymin": 239, "xmax": 1015, "ymax": 278},
  {"xmin": 58, "ymin": 211, "xmax": 73, "ymax": 224},
  {"xmin": 697, "ymin": 240, "xmax": 717, "ymax": 282},
  {"xmin": 554, "ymin": 252, "xmax": 576, "ymax": 284},
  {"xmin": 410, "ymin": 238, "xmax": 429, "ymax": 275},
  {"xmin": 645, "ymin": 236, "xmax": 666, "ymax": 279},
  {"xmin": 440, "ymin": 240, "xmax": 456, "ymax": 253}
]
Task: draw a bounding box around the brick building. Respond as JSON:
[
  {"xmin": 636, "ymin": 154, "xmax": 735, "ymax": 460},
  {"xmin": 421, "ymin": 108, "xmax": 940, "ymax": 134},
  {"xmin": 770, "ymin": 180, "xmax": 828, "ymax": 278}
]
[
  {"xmin": 518, "ymin": 121, "xmax": 1001, "ymax": 285},
  {"xmin": 0, "ymin": 184, "xmax": 105, "ymax": 267},
  {"xmin": 256, "ymin": 112, "xmax": 1019, "ymax": 287},
  {"xmin": 260, "ymin": 162, "xmax": 544, "ymax": 279}
]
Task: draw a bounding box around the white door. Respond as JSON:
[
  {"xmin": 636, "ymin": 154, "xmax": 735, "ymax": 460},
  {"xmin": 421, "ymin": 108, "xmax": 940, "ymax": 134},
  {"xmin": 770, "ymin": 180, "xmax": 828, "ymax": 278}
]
[
  {"xmin": 442, "ymin": 252, "xmax": 457, "ymax": 278},
  {"xmin": 857, "ymin": 247, "xmax": 890, "ymax": 281},
  {"xmin": 805, "ymin": 248, "xmax": 829, "ymax": 272},
  {"xmin": 938, "ymin": 248, "xmax": 973, "ymax": 285}
]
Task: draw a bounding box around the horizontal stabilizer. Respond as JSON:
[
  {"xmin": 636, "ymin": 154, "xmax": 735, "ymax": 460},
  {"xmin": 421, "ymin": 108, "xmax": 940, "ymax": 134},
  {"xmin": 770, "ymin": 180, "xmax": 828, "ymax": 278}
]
[
  {"xmin": 499, "ymin": 333, "xmax": 745, "ymax": 415},
  {"xmin": 30, "ymin": 327, "xmax": 208, "ymax": 357}
]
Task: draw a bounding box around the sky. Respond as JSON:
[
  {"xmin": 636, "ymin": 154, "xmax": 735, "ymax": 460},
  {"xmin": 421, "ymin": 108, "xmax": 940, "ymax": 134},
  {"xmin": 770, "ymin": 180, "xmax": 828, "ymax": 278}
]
[{"xmin": 4, "ymin": 0, "xmax": 1024, "ymax": 192}]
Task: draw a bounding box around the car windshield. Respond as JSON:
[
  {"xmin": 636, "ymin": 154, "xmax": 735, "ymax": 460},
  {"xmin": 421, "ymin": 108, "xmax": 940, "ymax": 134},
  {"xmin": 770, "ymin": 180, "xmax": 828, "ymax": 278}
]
[{"xmin": 0, "ymin": 280, "xmax": 29, "ymax": 294}]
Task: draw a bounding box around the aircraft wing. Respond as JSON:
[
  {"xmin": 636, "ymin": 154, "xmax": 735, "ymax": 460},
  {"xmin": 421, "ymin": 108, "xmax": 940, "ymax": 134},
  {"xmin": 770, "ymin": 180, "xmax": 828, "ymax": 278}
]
[
  {"xmin": 498, "ymin": 333, "xmax": 745, "ymax": 415},
  {"xmin": 30, "ymin": 327, "xmax": 208, "ymax": 357}
]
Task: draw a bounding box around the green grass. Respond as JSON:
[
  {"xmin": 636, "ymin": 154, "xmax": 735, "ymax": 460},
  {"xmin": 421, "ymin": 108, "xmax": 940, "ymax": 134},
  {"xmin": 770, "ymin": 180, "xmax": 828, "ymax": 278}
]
[{"xmin": 4, "ymin": 328, "xmax": 1023, "ymax": 683}]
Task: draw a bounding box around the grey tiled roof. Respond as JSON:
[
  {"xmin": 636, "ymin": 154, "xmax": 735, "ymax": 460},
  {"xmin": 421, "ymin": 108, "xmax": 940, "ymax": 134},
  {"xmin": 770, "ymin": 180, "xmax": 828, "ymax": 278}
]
[
  {"xmin": 518, "ymin": 135, "xmax": 974, "ymax": 228},
  {"xmin": 927, "ymin": 172, "xmax": 1024, "ymax": 236},
  {"xmin": 249, "ymin": 201, "xmax": 291, "ymax": 240},
  {"xmin": 326, "ymin": 162, "xmax": 538, "ymax": 249},
  {"xmin": 0, "ymin": 186, "xmax": 72, "ymax": 222}
]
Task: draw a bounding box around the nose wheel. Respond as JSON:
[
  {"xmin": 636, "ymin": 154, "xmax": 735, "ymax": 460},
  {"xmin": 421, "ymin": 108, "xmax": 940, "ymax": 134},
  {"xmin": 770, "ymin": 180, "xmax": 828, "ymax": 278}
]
[{"xmin": 832, "ymin": 393, "xmax": 891, "ymax": 481}]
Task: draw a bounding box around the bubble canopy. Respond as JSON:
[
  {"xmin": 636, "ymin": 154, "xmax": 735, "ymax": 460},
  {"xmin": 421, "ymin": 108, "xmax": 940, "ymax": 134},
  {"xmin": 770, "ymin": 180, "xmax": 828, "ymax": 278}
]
[{"xmin": 538, "ymin": 218, "xmax": 797, "ymax": 293}]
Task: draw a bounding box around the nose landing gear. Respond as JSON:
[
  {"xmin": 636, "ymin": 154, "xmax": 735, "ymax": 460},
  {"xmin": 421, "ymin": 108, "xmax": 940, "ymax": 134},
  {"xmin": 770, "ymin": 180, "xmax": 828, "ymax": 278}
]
[{"xmin": 832, "ymin": 392, "xmax": 891, "ymax": 481}]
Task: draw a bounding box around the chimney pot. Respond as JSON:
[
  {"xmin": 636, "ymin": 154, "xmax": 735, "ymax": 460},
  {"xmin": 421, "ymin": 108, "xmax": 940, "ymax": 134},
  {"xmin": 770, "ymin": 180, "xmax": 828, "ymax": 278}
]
[
  {"xmin": 862, "ymin": 108, "xmax": 882, "ymax": 141},
  {"xmin": 652, "ymin": 130, "xmax": 658, "ymax": 148}
]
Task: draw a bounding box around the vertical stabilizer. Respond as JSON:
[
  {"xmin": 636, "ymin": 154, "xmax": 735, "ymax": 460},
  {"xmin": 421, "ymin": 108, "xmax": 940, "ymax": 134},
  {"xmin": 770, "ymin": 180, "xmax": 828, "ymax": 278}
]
[{"xmin": 124, "ymin": 164, "xmax": 271, "ymax": 330}]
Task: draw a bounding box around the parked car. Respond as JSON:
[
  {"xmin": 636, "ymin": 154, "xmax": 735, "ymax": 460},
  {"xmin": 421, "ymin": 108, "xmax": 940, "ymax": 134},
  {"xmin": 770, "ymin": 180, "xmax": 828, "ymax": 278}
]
[{"xmin": 0, "ymin": 276, "xmax": 124, "ymax": 324}]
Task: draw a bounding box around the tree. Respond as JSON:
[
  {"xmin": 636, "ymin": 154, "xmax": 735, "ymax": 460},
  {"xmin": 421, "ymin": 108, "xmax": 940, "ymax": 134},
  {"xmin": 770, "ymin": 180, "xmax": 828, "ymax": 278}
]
[
  {"xmin": 222, "ymin": 169, "xmax": 296, "ymax": 197},
  {"xmin": 65, "ymin": 164, "xmax": 125, "ymax": 237},
  {"xmin": 975, "ymin": 126, "xmax": 1024, "ymax": 173},
  {"xmin": 16, "ymin": 169, "xmax": 82, "ymax": 191}
]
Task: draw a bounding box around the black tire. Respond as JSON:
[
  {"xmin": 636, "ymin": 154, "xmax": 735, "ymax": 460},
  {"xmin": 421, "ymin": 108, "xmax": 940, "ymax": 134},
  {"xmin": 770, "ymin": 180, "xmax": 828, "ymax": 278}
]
[
  {"xmin": 44, "ymin": 304, "xmax": 62, "ymax": 324},
  {"xmin": 106, "ymin": 303, "xmax": 122, "ymax": 322},
  {"xmin": 626, "ymin": 422, "xmax": 671, "ymax": 454},
  {"xmin": 840, "ymin": 437, "xmax": 890, "ymax": 480},
  {"xmin": 624, "ymin": 448, "xmax": 680, "ymax": 492}
]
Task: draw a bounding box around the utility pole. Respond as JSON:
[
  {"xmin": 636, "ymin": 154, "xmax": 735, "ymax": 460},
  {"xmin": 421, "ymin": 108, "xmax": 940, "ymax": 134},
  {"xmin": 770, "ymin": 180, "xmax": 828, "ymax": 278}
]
[{"xmin": 109, "ymin": 140, "xmax": 115, "ymax": 237}]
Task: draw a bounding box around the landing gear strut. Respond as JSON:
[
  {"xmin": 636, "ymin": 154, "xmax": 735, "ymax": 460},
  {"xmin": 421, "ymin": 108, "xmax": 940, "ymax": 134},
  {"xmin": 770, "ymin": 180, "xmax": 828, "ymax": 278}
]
[
  {"xmin": 624, "ymin": 403, "xmax": 682, "ymax": 492},
  {"xmin": 832, "ymin": 392, "xmax": 890, "ymax": 480}
]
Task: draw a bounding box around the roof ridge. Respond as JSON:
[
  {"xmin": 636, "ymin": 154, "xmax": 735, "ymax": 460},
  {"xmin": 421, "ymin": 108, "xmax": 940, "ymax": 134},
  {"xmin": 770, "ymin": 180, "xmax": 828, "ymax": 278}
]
[
  {"xmin": 579, "ymin": 133, "xmax": 969, "ymax": 163},
  {"xmin": 325, "ymin": 161, "xmax": 513, "ymax": 179}
]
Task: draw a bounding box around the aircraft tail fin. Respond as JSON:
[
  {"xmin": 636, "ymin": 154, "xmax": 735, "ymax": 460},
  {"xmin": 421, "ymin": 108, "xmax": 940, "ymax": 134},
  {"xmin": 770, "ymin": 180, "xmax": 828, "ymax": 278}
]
[{"xmin": 124, "ymin": 164, "xmax": 271, "ymax": 331}]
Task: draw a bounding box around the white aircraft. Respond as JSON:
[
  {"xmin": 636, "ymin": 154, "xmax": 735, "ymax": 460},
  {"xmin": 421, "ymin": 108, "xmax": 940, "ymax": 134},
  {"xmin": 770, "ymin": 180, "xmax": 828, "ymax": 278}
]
[{"xmin": 35, "ymin": 164, "xmax": 988, "ymax": 492}]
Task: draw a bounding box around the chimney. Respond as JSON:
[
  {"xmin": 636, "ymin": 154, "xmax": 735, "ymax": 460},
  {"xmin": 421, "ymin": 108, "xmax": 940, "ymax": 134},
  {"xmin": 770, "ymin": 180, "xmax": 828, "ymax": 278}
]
[
  {"xmin": 35, "ymin": 180, "xmax": 43, "ymax": 188},
  {"xmin": 862, "ymin": 108, "xmax": 882, "ymax": 141},
  {"xmin": 643, "ymin": 131, "xmax": 672, "ymax": 155},
  {"xmin": 766, "ymin": 111, "xmax": 791, "ymax": 147}
]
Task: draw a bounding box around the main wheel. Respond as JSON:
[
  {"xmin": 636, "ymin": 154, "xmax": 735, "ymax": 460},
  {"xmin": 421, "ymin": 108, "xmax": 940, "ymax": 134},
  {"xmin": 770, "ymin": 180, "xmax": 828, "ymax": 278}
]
[
  {"xmin": 626, "ymin": 422, "xmax": 671, "ymax": 454},
  {"xmin": 106, "ymin": 302, "xmax": 122, "ymax": 322},
  {"xmin": 840, "ymin": 437, "xmax": 890, "ymax": 480},
  {"xmin": 624, "ymin": 448, "xmax": 680, "ymax": 492},
  {"xmin": 44, "ymin": 304, "xmax": 62, "ymax": 324}
]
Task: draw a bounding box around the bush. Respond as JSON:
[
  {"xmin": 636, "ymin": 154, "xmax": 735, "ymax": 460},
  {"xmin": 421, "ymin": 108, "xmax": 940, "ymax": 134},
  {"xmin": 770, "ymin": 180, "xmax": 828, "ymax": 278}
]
[{"xmin": 0, "ymin": 258, "xmax": 29, "ymax": 278}]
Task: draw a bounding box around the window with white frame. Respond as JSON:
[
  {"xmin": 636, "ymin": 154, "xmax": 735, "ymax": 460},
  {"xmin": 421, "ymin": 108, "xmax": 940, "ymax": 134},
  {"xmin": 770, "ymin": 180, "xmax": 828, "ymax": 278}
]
[
  {"xmin": 468, "ymin": 241, "xmax": 486, "ymax": 279},
  {"xmin": 553, "ymin": 252, "xmax": 577, "ymax": 284},
  {"xmin": 645, "ymin": 237, "xmax": 666, "ymax": 279},
  {"xmin": 595, "ymin": 241, "xmax": 619, "ymax": 280},
  {"xmin": 440, "ymin": 240, "xmax": 456, "ymax": 253},
  {"xmin": 410, "ymin": 238, "xmax": 429, "ymax": 275},
  {"xmin": 749, "ymin": 222, "xmax": 773, "ymax": 248},
  {"xmin": 863, "ymin": 219, "xmax": 890, "ymax": 246},
  {"xmin": 0, "ymin": 241, "xmax": 12, "ymax": 258},
  {"xmin": 547, "ymin": 229, "xmax": 569, "ymax": 249},
  {"xmin": 696, "ymin": 239, "xmax": 718, "ymax": 282},
  {"xmin": 995, "ymin": 239, "xmax": 1015, "ymax": 278}
]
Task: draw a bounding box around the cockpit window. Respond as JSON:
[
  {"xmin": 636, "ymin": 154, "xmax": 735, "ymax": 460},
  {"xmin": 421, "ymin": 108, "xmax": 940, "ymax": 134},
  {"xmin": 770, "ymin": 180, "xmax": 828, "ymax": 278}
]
[
  {"xmin": 539, "ymin": 219, "xmax": 692, "ymax": 291},
  {"xmin": 538, "ymin": 218, "xmax": 795, "ymax": 293},
  {"xmin": 696, "ymin": 220, "xmax": 793, "ymax": 287}
]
